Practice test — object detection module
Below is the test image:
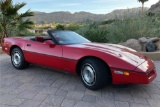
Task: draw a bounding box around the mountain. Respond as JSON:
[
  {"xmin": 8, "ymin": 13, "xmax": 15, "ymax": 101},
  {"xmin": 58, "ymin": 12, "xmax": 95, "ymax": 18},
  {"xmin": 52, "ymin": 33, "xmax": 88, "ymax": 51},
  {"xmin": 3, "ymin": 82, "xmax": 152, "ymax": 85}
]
[
  {"xmin": 29, "ymin": 11, "xmax": 106, "ymax": 24},
  {"xmin": 105, "ymin": 7, "xmax": 148, "ymax": 19},
  {"xmin": 149, "ymin": 1, "xmax": 160, "ymax": 13},
  {"xmin": 28, "ymin": 7, "xmax": 148, "ymax": 24}
]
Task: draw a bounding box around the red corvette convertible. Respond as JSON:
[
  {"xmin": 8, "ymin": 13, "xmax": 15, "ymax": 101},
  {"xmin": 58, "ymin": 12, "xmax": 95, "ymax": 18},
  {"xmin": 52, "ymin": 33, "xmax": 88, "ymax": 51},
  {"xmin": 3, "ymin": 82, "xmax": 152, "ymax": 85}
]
[{"xmin": 2, "ymin": 30, "xmax": 157, "ymax": 90}]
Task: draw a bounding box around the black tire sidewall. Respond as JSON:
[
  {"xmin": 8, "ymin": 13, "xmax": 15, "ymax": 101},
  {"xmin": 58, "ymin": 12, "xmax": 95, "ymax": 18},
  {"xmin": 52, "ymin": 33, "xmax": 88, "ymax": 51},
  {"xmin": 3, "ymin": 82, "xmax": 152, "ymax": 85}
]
[
  {"xmin": 80, "ymin": 58, "xmax": 110, "ymax": 90},
  {"xmin": 11, "ymin": 48, "xmax": 29, "ymax": 69}
]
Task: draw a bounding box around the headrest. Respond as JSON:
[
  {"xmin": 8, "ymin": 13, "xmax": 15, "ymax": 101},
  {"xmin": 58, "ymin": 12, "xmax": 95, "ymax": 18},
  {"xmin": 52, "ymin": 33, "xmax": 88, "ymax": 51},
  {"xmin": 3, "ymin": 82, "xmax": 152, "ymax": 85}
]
[{"xmin": 35, "ymin": 36, "xmax": 45, "ymax": 42}]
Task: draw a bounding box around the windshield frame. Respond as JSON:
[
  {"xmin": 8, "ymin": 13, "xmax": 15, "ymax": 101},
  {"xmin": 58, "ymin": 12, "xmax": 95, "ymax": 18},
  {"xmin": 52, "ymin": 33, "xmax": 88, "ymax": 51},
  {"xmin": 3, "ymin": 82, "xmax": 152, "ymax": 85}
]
[{"xmin": 47, "ymin": 30, "xmax": 91, "ymax": 45}]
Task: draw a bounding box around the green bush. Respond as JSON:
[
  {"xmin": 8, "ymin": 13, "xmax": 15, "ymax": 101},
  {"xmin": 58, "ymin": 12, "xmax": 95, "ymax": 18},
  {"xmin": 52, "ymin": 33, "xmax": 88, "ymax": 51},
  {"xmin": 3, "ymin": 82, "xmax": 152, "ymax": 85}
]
[
  {"xmin": 55, "ymin": 24, "xmax": 65, "ymax": 30},
  {"xmin": 107, "ymin": 14, "xmax": 160, "ymax": 43},
  {"xmin": 19, "ymin": 30, "xmax": 35, "ymax": 36},
  {"xmin": 77, "ymin": 23, "xmax": 109, "ymax": 43},
  {"xmin": 54, "ymin": 23, "xmax": 86, "ymax": 31},
  {"xmin": 6, "ymin": 27, "xmax": 35, "ymax": 37},
  {"xmin": 65, "ymin": 24, "xmax": 85, "ymax": 31},
  {"xmin": 75, "ymin": 14, "xmax": 160, "ymax": 44}
]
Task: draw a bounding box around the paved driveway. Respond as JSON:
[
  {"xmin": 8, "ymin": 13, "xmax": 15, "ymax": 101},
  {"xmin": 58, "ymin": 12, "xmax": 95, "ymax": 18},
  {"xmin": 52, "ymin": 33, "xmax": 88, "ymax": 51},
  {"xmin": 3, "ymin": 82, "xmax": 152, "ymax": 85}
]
[{"xmin": 0, "ymin": 54, "xmax": 160, "ymax": 107}]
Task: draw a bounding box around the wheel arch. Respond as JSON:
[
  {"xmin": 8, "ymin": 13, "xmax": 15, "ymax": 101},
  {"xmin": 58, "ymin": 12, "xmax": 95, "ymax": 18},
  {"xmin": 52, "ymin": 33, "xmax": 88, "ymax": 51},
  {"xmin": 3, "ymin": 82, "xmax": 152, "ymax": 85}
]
[
  {"xmin": 76, "ymin": 56, "xmax": 111, "ymax": 76},
  {"xmin": 10, "ymin": 45, "xmax": 22, "ymax": 55}
]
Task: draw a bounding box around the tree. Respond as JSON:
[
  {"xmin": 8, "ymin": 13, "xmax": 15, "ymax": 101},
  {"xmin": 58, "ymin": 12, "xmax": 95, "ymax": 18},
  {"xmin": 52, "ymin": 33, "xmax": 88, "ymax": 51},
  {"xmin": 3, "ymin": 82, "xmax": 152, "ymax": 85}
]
[
  {"xmin": 138, "ymin": 0, "xmax": 148, "ymax": 13},
  {"xmin": 0, "ymin": 0, "xmax": 34, "ymax": 45}
]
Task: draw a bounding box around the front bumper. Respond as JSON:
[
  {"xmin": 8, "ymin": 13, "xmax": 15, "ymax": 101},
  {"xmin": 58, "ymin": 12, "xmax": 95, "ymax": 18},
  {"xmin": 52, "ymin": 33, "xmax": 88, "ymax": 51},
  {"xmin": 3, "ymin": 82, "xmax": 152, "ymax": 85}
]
[{"xmin": 111, "ymin": 60, "xmax": 157, "ymax": 84}]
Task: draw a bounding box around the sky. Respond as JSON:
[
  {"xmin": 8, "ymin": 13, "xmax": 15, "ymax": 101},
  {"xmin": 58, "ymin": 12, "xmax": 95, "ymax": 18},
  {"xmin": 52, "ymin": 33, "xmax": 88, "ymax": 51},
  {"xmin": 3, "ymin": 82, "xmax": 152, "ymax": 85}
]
[{"xmin": 13, "ymin": 0, "xmax": 159, "ymax": 14}]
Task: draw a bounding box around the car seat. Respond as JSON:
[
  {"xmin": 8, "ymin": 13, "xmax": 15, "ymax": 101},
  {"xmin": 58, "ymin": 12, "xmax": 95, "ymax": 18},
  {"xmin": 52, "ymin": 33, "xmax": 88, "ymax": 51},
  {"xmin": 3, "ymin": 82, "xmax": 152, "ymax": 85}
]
[{"xmin": 35, "ymin": 36, "xmax": 45, "ymax": 42}]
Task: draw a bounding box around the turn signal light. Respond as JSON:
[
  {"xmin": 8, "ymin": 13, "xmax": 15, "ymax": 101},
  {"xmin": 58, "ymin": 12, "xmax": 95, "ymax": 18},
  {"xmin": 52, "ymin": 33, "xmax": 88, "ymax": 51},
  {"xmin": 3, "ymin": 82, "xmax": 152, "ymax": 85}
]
[
  {"xmin": 123, "ymin": 72, "xmax": 129, "ymax": 76},
  {"xmin": 114, "ymin": 70, "xmax": 130, "ymax": 76}
]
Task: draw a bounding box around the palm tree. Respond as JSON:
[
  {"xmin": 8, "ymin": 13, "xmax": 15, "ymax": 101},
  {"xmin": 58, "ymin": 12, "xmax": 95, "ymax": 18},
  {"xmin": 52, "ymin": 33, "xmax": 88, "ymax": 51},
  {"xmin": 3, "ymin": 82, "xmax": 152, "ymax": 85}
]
[
  {"xmin": 138, "ymin": 0, "xmax": 148, "ymax": 13},
  {"xmin": 0, "ymin": 0, "xmax": 34, "ymax": 45}
]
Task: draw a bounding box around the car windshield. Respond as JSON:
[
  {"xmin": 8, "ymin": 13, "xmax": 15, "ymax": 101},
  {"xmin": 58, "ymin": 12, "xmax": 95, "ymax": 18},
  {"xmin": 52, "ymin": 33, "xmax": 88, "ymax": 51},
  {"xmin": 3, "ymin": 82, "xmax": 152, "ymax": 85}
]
[{"xmin": 52, "ymin": 31, "xmax": 91, "ymax": 45}]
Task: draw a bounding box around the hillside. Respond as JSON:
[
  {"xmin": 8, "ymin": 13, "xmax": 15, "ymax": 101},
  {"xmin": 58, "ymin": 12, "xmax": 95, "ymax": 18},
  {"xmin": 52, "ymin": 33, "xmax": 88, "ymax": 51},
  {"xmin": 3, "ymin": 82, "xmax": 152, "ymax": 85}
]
[
  {"xmin": 149, "ymin": 1, "xmax": 160, "ymax": 13},
  {"xmin": 28, "ymin": 7, "xmax": 148, "ymax": 24}
]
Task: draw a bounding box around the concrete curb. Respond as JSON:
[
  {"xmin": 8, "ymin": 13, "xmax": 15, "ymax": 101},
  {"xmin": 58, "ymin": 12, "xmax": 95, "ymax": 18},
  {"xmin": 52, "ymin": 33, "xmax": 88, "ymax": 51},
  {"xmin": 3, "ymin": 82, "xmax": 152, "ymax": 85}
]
[
  {"xmin": 141, "ymin": 51, "xmax": 160, "ymax": 61},
  {"xmin": 0, "ymin": 47, "xmax": 159, "ymax": 60}
]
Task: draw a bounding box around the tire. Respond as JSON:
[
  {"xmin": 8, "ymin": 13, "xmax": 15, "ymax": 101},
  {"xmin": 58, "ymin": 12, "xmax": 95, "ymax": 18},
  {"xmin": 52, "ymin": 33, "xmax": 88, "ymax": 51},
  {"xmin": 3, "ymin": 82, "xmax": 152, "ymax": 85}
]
[
  {"xmin": 11, "ymin": 48, "xmax": 29, "ymax": 69},
  {"xmin": 80, "ymin": 58, "xmax": 110, "ymax": 90}
]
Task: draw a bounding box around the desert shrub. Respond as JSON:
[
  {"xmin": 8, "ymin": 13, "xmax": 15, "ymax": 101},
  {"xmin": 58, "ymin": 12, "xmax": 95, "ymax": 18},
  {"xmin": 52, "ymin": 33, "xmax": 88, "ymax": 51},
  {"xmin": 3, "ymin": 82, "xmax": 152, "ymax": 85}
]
[
  {"xmin": 19, "ymin": 30, "xmax": 35, "ymax": 36},
  {"xmin": 76, "ymin": 14, "xmax": 160, "ymax": 43},
  {"xmin": 77, "ymin": 23, "xmax": 109, "ymax": 43},
  {"xmin": 41, "ymin": 26, "xmax": 52, "ymax": 29},
  {"xmin": 101, "ymin": 19, "xmax": 116, "ymax": 25},
  {"xmin": 107, "ymin": 14, "xmax": 160, "ymax": 43},
  {"xmin": 6, "ymin": 27, "xmax": 35, "ymax": 37},
  {"xmin": 65, "ymin": 23, "xmax": 85, "ymax": 31},
  {"xmin": 55, "ymin": 24, "xmax": 65, "ymax": 30}
]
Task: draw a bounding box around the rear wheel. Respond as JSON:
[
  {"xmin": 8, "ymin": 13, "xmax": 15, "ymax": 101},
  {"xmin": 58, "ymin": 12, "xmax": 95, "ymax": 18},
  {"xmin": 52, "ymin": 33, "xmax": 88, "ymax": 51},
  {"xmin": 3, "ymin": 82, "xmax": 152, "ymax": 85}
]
[
  {"xmin": 11, "ymin": 48, "xmax": 29, "ymax": 69},
  {"xmin": 80, "ymin": 58, "xmax": 110, "ymax": 90}
]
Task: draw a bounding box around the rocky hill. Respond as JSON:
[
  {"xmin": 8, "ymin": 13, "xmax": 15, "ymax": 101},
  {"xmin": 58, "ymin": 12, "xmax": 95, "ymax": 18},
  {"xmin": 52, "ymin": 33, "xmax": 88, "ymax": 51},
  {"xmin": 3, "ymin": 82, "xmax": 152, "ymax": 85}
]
[
  {"xmin": 28, "ymin": 7, "xmax": 148, "ymax": 24},
  {"xmin": 105, "ymin": 7, "xmax": 148, "ymax": 19},
  {"xmin": 32, "ymin": 11, "xmax": 107, "ymax": 23},
  {"xmin": 149, "ymin": 0, "xmax": 160, "ymax": 13}
]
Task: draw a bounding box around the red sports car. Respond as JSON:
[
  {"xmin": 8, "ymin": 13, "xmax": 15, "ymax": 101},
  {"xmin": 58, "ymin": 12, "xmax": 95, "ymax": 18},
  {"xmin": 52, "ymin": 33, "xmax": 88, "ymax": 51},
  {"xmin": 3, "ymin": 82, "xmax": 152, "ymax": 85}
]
[{"xmin": 2, "ymin": 30, "xmax": 157, "ymax": 90}]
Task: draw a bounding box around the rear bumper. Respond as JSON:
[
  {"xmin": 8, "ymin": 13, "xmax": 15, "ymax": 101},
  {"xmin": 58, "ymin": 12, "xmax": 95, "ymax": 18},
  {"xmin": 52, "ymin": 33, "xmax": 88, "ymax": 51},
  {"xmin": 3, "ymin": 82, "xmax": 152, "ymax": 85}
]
[{"xmin": 111, "ymin": 66, "xmax": 157, "ymax": 84}]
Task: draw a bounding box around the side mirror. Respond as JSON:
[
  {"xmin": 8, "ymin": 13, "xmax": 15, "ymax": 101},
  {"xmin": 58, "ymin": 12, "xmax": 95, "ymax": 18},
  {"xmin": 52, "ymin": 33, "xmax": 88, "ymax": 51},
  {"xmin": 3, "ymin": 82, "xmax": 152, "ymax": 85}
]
[{"xmin": 43, "ymin": 40, "xmax": 55, "ymax": 48}]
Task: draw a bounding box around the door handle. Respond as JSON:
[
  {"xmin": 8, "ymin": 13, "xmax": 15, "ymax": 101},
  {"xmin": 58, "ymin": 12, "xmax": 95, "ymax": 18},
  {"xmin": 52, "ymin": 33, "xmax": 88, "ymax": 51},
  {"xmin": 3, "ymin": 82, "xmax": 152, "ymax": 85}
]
[{"xmin": 27, "ymin": 44, "xmax": 31, "ymax": 46}]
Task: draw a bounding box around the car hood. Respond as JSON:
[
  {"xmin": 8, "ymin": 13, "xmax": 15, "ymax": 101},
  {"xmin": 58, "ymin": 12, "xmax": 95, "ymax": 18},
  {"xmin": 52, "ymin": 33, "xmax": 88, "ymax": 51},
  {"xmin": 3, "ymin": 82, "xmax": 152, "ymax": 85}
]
[{"xmin": 81, "ymin": 43, "xmax": 146, "ymax": 67}]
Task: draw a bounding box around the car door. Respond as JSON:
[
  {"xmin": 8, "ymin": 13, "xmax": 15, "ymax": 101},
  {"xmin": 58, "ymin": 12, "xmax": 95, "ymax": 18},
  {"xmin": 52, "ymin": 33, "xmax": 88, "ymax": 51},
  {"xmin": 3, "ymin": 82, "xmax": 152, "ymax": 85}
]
[{"xmin": 23, "ymin": 40, "xmax": 62, "ymax": 70}]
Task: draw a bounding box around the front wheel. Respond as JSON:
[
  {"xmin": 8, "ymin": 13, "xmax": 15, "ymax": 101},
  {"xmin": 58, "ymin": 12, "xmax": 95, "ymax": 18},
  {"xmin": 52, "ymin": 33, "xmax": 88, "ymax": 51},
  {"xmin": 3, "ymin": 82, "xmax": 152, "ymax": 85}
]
[
  {"xmin": 80, "ymin": 58, "xmax": 110, "ymax": 90},
  {"xmin": 11, "ymin": 48, "xmax": 29, "ymax": 69}
]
